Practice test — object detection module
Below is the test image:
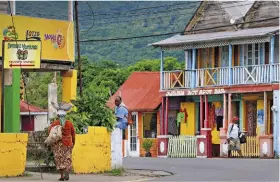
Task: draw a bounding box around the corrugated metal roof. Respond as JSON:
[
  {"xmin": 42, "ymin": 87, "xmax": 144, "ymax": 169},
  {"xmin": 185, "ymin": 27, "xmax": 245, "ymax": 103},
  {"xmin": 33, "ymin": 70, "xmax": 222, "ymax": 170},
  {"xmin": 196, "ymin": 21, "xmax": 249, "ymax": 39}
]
[
  {"xmin": 151, "ymin": 26, "xmax": 279, "ymax": 47},
  {"xmin": 20, "ymin": 101, "xmax": 46, "ymax": 113},
  {"xmin": 107, "ymin": 72, "xmax": 161, "ymax": 111}
]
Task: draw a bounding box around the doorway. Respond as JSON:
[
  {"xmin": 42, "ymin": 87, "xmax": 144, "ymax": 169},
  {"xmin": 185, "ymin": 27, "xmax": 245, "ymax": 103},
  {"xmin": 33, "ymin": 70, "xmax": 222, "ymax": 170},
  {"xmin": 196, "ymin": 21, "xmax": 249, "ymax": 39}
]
[
  {"xmin": 128, "ymin": 112, "xmax": 139, "ymax": 157},
  {"xmin": 246, "ymin": 101, "xmax": 257, "ymax": 136}
]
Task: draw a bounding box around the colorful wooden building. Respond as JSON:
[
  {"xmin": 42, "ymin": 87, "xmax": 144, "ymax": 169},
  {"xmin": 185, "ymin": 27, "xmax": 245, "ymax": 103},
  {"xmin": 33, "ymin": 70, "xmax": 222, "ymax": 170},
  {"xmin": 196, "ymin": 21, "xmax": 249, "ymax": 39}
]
[
  {"xmin": 151, "ymin": 1, "xmax": 279, "ymax": 158},
  {"xmin": 107, "ymin": 72, "xmax": 162, "ymax": 157}
]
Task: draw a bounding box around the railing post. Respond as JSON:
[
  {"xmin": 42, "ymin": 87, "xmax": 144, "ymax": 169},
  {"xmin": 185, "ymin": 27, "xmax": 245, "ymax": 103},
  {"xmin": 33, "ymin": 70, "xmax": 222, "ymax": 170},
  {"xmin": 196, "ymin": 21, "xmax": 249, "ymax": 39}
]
[
  {"xmin": 160, "ymin": 50, "xmax": 164, "ymax": 90},
  {"xmin": 270, "ymin": 35, "xmax": 275, "ymax": 82},
  {"xmin": 229, "ymin": 44, "xmax": 232, "ymax": 86},
  {"xmin": 192, "ymin": 49, "xmax": 196, "ymax": 88}
]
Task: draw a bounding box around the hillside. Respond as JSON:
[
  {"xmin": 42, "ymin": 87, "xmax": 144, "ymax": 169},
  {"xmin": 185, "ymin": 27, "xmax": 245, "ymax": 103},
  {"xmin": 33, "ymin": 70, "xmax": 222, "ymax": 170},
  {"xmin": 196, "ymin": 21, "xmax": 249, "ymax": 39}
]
[{"xmin": 16, "ymin": 1, "xmax": 200, "ymax": 65}]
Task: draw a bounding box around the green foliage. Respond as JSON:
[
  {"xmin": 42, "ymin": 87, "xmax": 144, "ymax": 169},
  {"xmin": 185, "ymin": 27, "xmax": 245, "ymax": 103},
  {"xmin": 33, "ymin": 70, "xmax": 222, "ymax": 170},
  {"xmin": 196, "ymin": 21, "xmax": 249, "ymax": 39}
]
[
  {"xmin": 26, "ymin": 57, "xmax": 182, "ymax": 132},
  {"xmin": 142, "ymin": 139, "xmax": 154, "ymax": 152},
  {"xmin": 67, "ymin": 86, "xmax": 116, "ymax": 133}
]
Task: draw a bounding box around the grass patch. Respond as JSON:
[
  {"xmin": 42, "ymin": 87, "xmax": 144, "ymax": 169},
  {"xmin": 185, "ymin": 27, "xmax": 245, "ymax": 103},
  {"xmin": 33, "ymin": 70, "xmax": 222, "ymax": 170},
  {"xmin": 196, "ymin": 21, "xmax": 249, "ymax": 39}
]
[{"xmin": 105, "ymin": 168, "xmax": 125, "ymax": 176}]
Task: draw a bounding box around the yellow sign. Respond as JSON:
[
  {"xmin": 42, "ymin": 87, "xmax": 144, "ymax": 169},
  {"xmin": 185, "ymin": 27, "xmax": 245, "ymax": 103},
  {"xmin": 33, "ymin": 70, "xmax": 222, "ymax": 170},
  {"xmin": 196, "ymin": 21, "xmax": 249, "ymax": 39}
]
[
  {"xmin": 3, "ymin": 41, "xmax": 41, "ymax": 69},
  {"xmin": 0, "ymin": 14, "xmax": 74, "ymax": 62}
]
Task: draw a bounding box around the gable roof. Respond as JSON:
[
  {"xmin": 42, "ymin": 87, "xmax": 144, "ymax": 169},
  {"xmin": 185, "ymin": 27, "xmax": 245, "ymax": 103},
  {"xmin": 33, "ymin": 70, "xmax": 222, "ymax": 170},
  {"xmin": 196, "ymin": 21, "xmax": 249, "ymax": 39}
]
[
  {"xmin": 184, "ymin": 1, "xmax": 256, "ymax": 34},
  {"xmin": 107, "ymin": 72, "xmax": 161, "ymax": 112},
  {"xmin": 20, "ymin": 101, "xmax": 47, "ymax": 113}
]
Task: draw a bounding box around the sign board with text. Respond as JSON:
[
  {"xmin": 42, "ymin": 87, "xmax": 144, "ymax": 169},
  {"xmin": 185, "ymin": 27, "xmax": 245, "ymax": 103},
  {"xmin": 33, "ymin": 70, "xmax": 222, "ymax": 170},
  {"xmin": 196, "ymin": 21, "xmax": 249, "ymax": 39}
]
[
  {"xmin": 3, "ymin": 41, "xmax": 41, "ymax": 69},
  {"xmin": 165, "ymin": 88, "xmax": 227, "ymax": 96},
  {"xmin": 0, "ymin": 14, "xmax": 74, "ymax": 62}
]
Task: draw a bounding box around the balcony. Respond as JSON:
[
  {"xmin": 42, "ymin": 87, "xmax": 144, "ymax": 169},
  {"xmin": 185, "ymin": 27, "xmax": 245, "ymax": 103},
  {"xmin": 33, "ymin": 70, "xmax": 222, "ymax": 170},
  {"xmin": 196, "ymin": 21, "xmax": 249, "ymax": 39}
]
[{"xmin": 162, "ymin": 63, "xmax": 280, "ymax": 90}]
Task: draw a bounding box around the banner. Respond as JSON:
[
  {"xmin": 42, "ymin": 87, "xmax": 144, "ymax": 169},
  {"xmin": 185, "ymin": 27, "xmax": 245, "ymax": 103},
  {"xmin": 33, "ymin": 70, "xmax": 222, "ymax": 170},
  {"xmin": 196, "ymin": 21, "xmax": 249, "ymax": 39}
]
[
  {"xmin": 0, "ymin": 14, "xmax": 74, "ymax": 62},
  {"xmin": 3, "ymin": 40, "xmax": 41, "ymax": 69}
]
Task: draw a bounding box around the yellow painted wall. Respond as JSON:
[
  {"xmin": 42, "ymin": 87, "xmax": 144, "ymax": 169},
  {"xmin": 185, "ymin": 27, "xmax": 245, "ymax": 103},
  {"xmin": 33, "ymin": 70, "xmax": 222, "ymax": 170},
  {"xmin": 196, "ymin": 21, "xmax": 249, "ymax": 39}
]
[
  {"xmin": 62, "ymin": 70, "xmax": 77, "ymax": 103},
  {"xmin": 0, "ymin": 71, "xmax": 1, "ymax": 132},
  {"xmin": 180, "ymin": 102, "xmax": 196, "ymax": 135},
  {"xmin": 72, "ymin": 127, "xmax": 111, "ymax": 173},
  {"xmin": 257, "ymin": 99, "xmax": 264, "ymax": 136},
  {"xmin": 211, "ymin": 102, "xmax": 221, "ymax": 144},
  {"xmin": 0, "ymin": 133, "xmax": 28, "ymax": 177}
]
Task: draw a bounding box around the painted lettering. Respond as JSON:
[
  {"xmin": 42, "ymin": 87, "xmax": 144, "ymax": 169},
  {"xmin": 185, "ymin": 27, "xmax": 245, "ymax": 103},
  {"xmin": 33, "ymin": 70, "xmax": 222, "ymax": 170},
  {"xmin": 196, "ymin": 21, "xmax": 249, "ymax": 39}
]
[
  {"xmin": 214, "ymin": 88, "xmax": 226, "ymax": 94},
  {"xmin": 166, "ymin": 91, "xmax": 185, "ymax": 96}
]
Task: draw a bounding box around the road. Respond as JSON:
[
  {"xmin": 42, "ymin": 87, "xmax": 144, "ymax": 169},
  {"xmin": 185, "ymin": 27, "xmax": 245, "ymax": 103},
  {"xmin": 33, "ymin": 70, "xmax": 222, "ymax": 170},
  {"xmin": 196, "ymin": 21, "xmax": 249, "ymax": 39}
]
[{"xmin": 124, "ymin": 157, "xmax": 279, "ymax": 181}]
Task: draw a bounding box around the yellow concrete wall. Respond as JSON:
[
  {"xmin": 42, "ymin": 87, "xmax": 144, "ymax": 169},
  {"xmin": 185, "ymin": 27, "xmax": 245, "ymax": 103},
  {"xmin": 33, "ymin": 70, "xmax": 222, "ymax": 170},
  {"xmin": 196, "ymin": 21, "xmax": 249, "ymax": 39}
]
[
  {"xmin": 72, "ymin": 127, "xmax": 111, "ymax": 173},
  {"xmin": 62, "ymin": 69, "xmax": 77, "ymax": 103},
  {"xmin": 0, "ymin": 133, "xmax": 28, "ymax": 177},
  {"xmin": 180, "ymin": 102, "xmax": 196, "ymax": 136},
  {"xmin": 212, "ymin": 102, "xmax": 221, "ymax": 144}
]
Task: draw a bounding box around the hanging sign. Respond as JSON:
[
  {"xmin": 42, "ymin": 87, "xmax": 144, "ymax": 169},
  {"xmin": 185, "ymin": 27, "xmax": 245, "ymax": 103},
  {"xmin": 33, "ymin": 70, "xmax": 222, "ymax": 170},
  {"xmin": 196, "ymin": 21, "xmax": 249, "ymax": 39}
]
[
  {"xmin": 164, "ymin": 88, "xmax": 227, "ymax": 96},
  {"xmin": 3, "ymin": 40, "xmax": 41, "ymax": 69}
]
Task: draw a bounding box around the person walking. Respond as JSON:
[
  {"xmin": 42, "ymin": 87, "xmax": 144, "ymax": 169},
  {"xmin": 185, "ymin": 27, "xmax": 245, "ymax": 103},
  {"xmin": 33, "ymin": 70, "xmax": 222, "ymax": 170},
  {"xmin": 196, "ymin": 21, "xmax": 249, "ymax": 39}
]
[
  {"xmin": 227, "ymin": 116, "xmax": 242, "ymax": 158},
  {"xmin": 48, "ymin": 103, "xmax": 75, "ymax": 181}
]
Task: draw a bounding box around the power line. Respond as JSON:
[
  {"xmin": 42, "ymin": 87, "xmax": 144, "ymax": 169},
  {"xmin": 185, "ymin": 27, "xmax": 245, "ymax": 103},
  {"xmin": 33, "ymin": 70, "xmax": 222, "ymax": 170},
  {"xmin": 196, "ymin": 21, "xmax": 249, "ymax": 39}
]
[
  {"xmin": 78, "ymin": 1, "xmax": 253, "ymax": 20},
  {"xmin": 78, "ymin": 2, "xmax": 198, "ymax": 17},
  {"xmin": 79, "ymin": 17, "xmax": 279, "ymax": 43},
  {"xmin": 80, "ymin": 1, "xmax": 95, "ymax": 34}
]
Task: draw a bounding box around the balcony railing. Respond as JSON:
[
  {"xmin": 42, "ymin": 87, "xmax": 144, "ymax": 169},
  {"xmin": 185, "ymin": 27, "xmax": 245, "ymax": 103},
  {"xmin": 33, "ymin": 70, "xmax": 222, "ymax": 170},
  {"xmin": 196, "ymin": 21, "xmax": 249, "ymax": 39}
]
[{"xmin": 162, "ymin": 63, "xmax": 280, "ymax": 90}]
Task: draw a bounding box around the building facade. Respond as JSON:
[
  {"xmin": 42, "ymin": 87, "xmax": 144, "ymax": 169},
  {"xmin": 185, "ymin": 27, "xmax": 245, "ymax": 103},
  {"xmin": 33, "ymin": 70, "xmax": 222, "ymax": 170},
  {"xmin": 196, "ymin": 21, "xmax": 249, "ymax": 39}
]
[
  {"xmin": 107, "ymin": 72, "xmax": 162, "ymax": 157},
  {"xmin": 152, "ymin": 1, "xmax": 279, "ymax": 158}
]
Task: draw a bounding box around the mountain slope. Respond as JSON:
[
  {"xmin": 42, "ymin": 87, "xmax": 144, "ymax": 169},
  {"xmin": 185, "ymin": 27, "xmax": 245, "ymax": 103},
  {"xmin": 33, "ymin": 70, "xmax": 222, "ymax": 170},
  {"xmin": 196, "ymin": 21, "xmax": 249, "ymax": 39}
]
[{"xmin": 16, "ymin": 1, "xmax": 199, "ymax": 65}]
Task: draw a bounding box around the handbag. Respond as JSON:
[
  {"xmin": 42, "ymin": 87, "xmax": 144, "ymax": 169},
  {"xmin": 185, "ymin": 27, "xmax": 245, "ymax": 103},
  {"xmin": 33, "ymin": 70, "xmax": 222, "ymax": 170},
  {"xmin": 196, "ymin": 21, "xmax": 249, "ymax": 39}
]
[
  {"xmin": 239, "ymin": 133, "xmax": 247, "ymax": 144},
  {"xmin": 44, "ymin": 125, "xmax": 62, "ymax": 146}
]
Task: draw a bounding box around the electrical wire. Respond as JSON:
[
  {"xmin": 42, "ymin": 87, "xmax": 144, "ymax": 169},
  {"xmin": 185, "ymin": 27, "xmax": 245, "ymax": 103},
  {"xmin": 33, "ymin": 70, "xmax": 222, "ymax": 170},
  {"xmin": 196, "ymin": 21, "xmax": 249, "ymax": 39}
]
[
  {"xmin": 80, "ymin": 1, "xmax": 95, "ymax": 34},
  {"xmin": 79, "ymin": 17, "xmax": 279, "ymax": 43}
]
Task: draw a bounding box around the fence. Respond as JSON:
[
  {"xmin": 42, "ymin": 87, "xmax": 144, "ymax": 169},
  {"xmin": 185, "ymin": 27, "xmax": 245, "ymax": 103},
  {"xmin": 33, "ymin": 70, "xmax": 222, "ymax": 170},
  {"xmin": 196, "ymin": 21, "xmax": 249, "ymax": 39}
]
[
  {"xmin": 231, "ymin": 136, "xmax": 260, "ymax": 158},
  {"xmin": 168, "ymin": 135, "xmax": 197, "ymax": 158}
]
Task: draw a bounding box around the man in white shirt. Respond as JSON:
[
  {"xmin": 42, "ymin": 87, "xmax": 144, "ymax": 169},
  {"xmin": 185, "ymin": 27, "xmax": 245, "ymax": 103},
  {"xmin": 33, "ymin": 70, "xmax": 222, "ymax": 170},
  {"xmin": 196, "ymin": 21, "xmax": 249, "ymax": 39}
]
[{"xmin": 227, "ymin": 116, "xmax": 242, "ymax": 158}]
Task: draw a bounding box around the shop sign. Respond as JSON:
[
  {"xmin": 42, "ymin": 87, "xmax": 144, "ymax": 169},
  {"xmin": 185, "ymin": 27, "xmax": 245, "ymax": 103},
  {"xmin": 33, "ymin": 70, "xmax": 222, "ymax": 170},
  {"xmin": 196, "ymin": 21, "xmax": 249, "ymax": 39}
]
[
  {"xmin": 0, "ymin": 14, "xmax": 74, "ymax": 62},
  {"xmin": 187, "ymin": 88, "xmax": 226, "ymax": 95},
  {"xmin": 3, "ymin": 40, "xmax": 41, "ymax": 69},
  {"xmin": 166, "ymin": 90, "xmax": 185, "ymax": 96}
]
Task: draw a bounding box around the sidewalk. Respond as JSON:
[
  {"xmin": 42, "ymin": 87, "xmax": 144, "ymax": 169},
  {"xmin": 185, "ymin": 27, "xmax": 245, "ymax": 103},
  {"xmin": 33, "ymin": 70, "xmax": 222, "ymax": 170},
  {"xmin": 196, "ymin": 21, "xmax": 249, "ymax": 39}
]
[{"xmin": 0, "ymin": 169, "xmax": 171, "ymax": 182}]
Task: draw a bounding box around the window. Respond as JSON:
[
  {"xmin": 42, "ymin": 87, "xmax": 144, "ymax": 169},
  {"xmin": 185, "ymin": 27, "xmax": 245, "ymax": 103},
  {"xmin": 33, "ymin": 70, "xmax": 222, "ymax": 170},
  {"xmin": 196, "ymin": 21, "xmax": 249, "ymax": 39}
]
[
  {"xmin": 244, "ymin": 43, "xmax": 263, "ymax": 66},
  {"xmin": 143, "ymin": 113, "xmax": 157, "ymax": 138}
]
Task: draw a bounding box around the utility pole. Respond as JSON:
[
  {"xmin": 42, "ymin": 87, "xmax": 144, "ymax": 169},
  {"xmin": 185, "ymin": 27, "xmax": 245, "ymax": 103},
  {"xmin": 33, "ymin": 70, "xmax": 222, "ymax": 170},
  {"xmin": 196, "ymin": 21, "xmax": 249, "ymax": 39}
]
[{"xmin": 74, "ymin": 1, "xmax": 82, "ymax": 97}]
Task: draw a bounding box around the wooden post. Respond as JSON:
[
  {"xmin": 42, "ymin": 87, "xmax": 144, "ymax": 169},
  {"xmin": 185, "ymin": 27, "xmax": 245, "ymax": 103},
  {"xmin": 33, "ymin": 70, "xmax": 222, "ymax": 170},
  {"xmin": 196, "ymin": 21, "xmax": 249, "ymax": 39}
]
[
  {"xmin": 161, "ymin": 97, "xmax": 165, "ymax": 135},
  {"xmin": 204, "ymin": 95, "xmax": 208, "ymax": 128},
  {"xmin": 191, "ymin": 49, "xmax": 196, "ymax": 88},
  {"xmin": 165, "ymin": 97, "xmax": 169, "ymax": 135},
  {"xmin": 270, "ymin": 35, "xmax": 275, "ymax": 82},
  {"xmin": 200, "ymin": 95, "xmax": 204, "ymax": 133},
  {"xmin": 229, "ymin": 44, "xmax": 232, "ymax": 86},
  {"xmin": 185, "ymin": 50, "xmax": 188, "ymax": 70},
  {"xmin": 228, "ymin": 93, "xmax": 232, "ymax": 125},
  {"xmin": 223, "ymin": 94, "xmax": 227, "ymax": 129},
  {"xmin": 264, "ymin": 91, "xmax": 267, "ymax": 135},
  {"xmin": 160, "ymin": 50, "xmax": 164, "ymax": 90}
]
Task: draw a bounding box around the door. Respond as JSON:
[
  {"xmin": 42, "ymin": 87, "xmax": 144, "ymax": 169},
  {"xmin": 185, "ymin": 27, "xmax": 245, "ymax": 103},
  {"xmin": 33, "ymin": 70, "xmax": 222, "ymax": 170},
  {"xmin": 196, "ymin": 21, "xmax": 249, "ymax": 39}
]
[
  {"xmin": 128, "ymin": 112, "xmax": 139, "ymax": 157},
  {"xmin": 246, "ymin": 101, "xmax": 257, "ymax": 136}
]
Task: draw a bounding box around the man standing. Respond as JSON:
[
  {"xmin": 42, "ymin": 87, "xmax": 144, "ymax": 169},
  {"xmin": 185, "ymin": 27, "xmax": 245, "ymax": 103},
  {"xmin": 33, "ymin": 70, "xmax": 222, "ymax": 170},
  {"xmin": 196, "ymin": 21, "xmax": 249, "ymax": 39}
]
[
  {"xmin": 111, "ymin": 96, "xmax": 128, "ymax": 169},
  {"xmin": 227, "ymin": 116, "xmax": 242, "ymax": 158},
  {"xmin": 114, "ymin": 96, "xmax": 128, "ymax": 130}
]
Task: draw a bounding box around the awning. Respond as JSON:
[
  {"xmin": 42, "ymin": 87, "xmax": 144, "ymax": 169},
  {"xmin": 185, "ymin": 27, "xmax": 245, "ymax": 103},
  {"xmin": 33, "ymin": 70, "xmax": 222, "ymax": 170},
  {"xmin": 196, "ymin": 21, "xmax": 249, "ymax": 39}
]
[{"xmin": 151, "ymin": 26, "xmax": 279, "ymax": 50}]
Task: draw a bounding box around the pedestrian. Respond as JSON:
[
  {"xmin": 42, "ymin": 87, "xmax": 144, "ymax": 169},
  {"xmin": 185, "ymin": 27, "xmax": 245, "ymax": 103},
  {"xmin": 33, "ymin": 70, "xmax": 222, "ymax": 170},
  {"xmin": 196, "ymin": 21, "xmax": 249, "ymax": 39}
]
[
  {"xmin": 114, "ymin": 96, "xmax": 128, "ymax": 130},
  {"xmin": 227, "ymin": 116, "xmax": 242, "ymax": 158},
  {"xmin": 48, "ymin": 103, "xmax": 75, "ymax": 181}
]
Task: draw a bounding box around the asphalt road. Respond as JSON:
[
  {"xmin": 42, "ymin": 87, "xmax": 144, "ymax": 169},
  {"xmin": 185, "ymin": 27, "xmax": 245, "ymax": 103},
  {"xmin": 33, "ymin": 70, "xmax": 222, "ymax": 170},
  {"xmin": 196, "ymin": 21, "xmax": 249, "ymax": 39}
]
[{"xmin": 124, "ymin": 157, "xmax": 279, "ymax": 182}]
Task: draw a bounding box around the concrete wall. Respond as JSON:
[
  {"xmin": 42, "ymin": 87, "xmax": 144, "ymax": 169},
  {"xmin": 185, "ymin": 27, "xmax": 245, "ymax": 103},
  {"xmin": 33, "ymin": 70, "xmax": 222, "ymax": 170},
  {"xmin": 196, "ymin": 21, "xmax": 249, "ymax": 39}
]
[
  {"xmin": 34, "ymin": 115, "xmax": 48, "ymax": 131},
  {"xmin": 72, "ymin": 127, "xmax": 111, "ymax": 173},
  {"xmin": 0, "ymin": 133, "xmax": 28, "ymax": 177}
]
